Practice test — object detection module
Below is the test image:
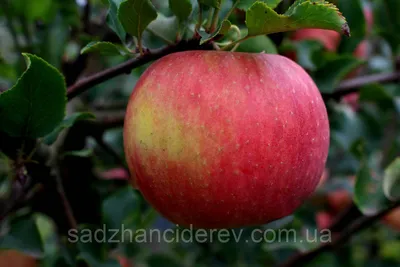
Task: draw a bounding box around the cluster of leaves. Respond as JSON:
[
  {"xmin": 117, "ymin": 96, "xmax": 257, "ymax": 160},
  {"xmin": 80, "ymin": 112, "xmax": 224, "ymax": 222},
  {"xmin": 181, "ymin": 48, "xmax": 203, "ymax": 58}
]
[{"xmin": 0, "ymin": 0, "xmax": 399, "ymax": 267}]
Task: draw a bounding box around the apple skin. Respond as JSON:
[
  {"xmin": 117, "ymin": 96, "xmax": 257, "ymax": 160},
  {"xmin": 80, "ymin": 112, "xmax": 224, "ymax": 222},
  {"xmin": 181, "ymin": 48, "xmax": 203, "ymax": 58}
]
[
  {"xmin": 327, "ymin": 189, "xmax": 353, "ymax": 213},
  {"xmin": 123, "ymin": 50, "xmax": 330, "ymax": 229},
  {"xmin": 383, "ymin": 208, "xmax": 400, "ymax": 231},
  {"xmin": 291, "ymin": 29, "xmax": 341, "ymax": 53},
  {"xmin": 117, "ymin": 255, "xmax": 133, "ymax": 267},
  {"xmin": 284, "ymin": 29, "xmax": 341, "ymax": 62},
  {"xmin": 100, "ymin": 168, "xmax": 129, "ymax": 180},
  {"xmin": 316, "ymin": 211, "xmax": 334, "ymax": 230},
  {"xmin": 0, "ymin": 250, "xmax": 37, "ymax": 267}
]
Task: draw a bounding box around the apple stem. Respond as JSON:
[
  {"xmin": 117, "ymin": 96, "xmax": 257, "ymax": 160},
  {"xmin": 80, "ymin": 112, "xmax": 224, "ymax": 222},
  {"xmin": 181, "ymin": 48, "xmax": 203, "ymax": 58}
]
[
  {"xmin": 137, "ymin": 36, "xmax": 144, "ymax": 55},
  {"xmin": 221, "ymin": 35, "xmax": 250, "ymax": 51}
]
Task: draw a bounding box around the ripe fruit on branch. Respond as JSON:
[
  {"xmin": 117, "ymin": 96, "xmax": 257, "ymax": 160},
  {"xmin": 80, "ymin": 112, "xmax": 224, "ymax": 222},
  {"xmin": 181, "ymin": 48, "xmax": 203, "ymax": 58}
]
[
  {"xmin": 289, "ymin": 6, "xmax": 373, "ymax": 55},
  {"xmin": 123, "ymin": 50, "xmax": 330, "ymax": 229},
  {"xmin": 116, "ymin": 255, "xmax": 133, "ymax": 267},
  {"xmin": 291, "ymin": 29, "xmax": 341, "ymax": 52}
]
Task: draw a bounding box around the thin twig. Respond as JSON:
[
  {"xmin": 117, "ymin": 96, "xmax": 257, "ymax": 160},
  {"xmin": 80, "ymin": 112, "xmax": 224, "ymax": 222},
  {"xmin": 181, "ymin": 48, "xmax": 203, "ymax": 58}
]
[
  {"xmin": 338, "ymin": 71, "xmax": 400, "ymax": 91},
  {"xmin": 98, "ymin": 115, "xmax": 125, "ymax": 131},
  {"xmin": 67, "ymin": 39, "xmax": 212, "ymax": 101},
  {"xmin": 279, "ymin": 201, "xmax": 400, "ymax": 267},
  {"xmin": 54, "ymin": 169, "xmax": 78, "ymax": 229},
  {"xmin": 328, "ymin": 204, "xmax": 362, "ymax": 233},
  {"xmin": 322, "ymin": 71, "xmax": 400, "ymax": 100},
  {"xmin": 92, "ymin": 100, "xmax": 128, "ymax": 110}
]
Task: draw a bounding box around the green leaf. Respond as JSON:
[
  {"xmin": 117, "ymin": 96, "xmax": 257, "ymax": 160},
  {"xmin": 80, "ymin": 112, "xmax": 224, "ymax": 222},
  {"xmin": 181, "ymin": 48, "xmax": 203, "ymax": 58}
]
[
  {"xmin": 374, "ymin": 0, "xmax": 400, "ymax": 52},
  {"xmin": 330, "ymin": 104, "xmax": 365, "ymax": 150},
  {"xmin": 0, "ymin": 60, "xmax": 17, "ymax": 81},
  {"xmin": 237, "ymin": 0, "xmax": 282, "ymax": 10},
  {"xmin": 199, "ymin": 20, "xmax": 231, "ymax": 44},
  {"xmin": 75, "ymin": 225, "xmax": 121, "ymax": 267},
  {"xmin": 43, "ymin": 112, "xmax": 96, "ymax": 145},
  {"xmin": 169, "ymin": 0, "xmax": 192, "ymax": 21},
  {"xmin": 383, "ymin": 158, "xmax": 400, "ymax": 201},
  {"xmin": 34, "ymin": 213, "xmax": 58, "ymax": 259},
  {"xmin": 0, "ymin": 53, "xmax": 66, "ymax": 138},
  {"xmin": 102, "ymin": 186, "xmax": 142, "ymax": 230},
  {"xmin": 118, "ymin": 0, "xmax": 158, "ymax": 42},
  {"xmin": 107, "ymin": 0, "xmax": 127, "ymax": 43},
  {"xmin": 286, "ymin": 39, "xmax": 325, "ymax": 70},
  {"xmin": 0, "ymin": 215, "xmax": 44, "ymax": 257},
  {"xmin": 313, "ymin": 54, "xmax": 365, "ymax": 93},
  {"xmin": 199, "ymin": 0, "xmax": 222, "ymax": 8},
  {"xmin": 245, "ymin": 0, "xmax": 349, "ymax": 37},
  {"xmin": 359, "ymin": 84, "xmax": 395, "ymax": 111},
  {"xmin": 354, "ymin": 145, "xmax": 391, "ymax": 215},
  {"xmin": 236, "ymin": 33, "xmax": 278, "ymax": 54},
  {"xmin": 80, "ymin": 41, "xmax": 132, "ymax": 56},
  {"xmin": 147, "ymin": 14, "xmax": 179, "ymax": 45}
]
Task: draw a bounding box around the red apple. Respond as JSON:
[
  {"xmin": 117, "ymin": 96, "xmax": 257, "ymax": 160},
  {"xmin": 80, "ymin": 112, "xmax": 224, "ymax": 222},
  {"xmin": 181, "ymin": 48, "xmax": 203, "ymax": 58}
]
[
  {"xmin": 117, "ymin": 255, "xmax": 133, "ymax": 267},
  {"xmin": 123, "ymin": 50, "xmax": 330, "ymax": 229},
  {"xmin": 284, "ymin": 29, "xmax": 341, "ymax": 62},
  {"xmin": 100, "ymin": 168, "xmax": 129, "ymax": 180},
  {"xmin": 316, "ymin": 211, "xmax": 334, "ymax": 230},
  {"xmin": 383, "ymin": 208, "xmax": 400, "ymax": 232},
  {"xmin": 0, "ymin": 250, "xmax": 37, "ymax": 267},
  {"xmin": 291, "ymin": 29, "xmax": 341, "ymax": 52},
  {"xmin": 327, "ymin": 189, "xmax": 353, "ymax": 213}
]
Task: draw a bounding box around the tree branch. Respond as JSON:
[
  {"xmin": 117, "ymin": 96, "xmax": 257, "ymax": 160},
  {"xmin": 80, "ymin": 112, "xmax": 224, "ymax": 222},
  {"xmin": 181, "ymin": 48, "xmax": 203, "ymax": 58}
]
[
  {"xmin": 322, "ymin": 71, "xmax": 400, "ymax": 101},
  {"xmin": 328, "ymin": 204, "xmax": 362, "ymax": 233},
  {"xmin": 54, "ymin": 169, "xmax": 78, "ymax": 229},
  {"xmin": 66, "ymin": 38, "xmax": 212, "ymax": 100},
  {"xmin": 92, "ymin": 100, "xmax": 128, "ymax": 111},
  {"xmin": 279, "ymin": 201, "xmax": 400, "ymax": 267}
]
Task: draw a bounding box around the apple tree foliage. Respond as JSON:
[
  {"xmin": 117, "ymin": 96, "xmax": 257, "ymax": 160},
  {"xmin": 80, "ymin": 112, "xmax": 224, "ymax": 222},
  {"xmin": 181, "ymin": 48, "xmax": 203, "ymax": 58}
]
[{"xmin": 0, "ymin": 0, "xmax": 399, "ymax": 266}]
